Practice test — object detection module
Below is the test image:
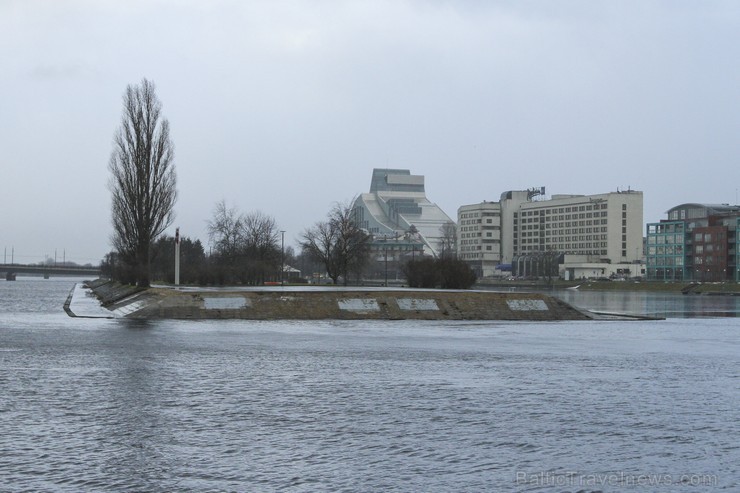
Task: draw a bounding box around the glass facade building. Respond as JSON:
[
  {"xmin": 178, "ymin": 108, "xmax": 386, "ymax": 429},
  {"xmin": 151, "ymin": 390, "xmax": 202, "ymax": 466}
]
[
  {"xmin": 646, "ymin": 204, "xmax": 740, "ymax": 282},
  {"xmin": 646, "ymin": 221, "xmax": 687, "ymax": 281},
  {"xmin": 353, "ymin": 169, "xmax": 455, "ymax": 258}
]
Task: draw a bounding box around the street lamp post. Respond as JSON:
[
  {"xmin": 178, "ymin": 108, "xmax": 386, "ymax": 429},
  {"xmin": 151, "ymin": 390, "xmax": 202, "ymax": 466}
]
[{"xmin": 384, "ymin": 245, "xmax": 388, "ymax": 287}]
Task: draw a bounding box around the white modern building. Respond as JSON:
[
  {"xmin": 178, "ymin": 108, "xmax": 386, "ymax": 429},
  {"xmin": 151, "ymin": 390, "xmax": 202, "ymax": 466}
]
[
  {"xmin": 352, "ymin": 169, "xmax": 455, "ymax": 257},
  {"xmin": 509, "ymin": 189, "xmax": 643, "ymax": 263},
  {"xmin": 459, "ymin": 188, "xmax": 644, "ymax": 279},
  {"xmin": 458, "ymin": 201, "xmax": 502, "ymax": 277}
]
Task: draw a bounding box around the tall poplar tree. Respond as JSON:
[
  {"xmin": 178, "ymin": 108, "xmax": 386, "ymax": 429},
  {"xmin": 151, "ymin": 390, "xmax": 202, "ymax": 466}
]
[{"xmin": 109, "ymin": 78, "xmax": 177, "ymax": 287}]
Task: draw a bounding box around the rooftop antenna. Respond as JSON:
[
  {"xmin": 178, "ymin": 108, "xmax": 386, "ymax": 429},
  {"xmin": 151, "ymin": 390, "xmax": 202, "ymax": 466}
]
[{"xmin": 527, "ymin": 186, "xmax": 546, "ymax": 200}]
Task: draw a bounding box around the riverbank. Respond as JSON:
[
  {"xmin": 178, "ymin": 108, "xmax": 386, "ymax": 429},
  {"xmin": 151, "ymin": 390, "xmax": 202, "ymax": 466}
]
[
  {"xmin": 476, "ymin": 278, "xmax": 740, "ymax": 294},
  {"xmin": 68, "ymin": 279, "xmax": 602, "ymax": 321}
]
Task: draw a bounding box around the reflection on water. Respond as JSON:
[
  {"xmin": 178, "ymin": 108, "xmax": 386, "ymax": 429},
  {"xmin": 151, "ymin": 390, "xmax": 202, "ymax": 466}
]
[
  {"xmin": 552, "ymin": 289, "xmax": 740, "ymax": 318},
  {"xmin": 1, "ymin": 278, "xmax": 739, "ymax": 491}
]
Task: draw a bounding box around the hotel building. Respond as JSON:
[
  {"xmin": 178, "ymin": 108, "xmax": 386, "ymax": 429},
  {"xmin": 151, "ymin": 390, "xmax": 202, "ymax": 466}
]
[{"xmin": 459, "ymin": 188, "xmax": 644, "ymax": 279}]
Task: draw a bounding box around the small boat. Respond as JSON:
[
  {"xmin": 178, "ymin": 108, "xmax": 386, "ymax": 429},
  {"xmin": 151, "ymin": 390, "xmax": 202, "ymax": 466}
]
[{"xmin": 5, "ymin": 272, "xmax": 16, "ymax": 281}]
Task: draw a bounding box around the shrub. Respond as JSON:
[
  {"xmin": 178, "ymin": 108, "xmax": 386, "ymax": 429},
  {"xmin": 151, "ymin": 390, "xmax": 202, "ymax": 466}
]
[{"xmin": 402, "ymin": 258, "xmax": 476, "ymax": 289}]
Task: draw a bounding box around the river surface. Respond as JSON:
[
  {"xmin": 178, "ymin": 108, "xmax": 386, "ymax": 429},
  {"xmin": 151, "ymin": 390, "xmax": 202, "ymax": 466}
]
[{"xmin": 1, "ymin": 278, "xmax": 739, "ymax": 492}]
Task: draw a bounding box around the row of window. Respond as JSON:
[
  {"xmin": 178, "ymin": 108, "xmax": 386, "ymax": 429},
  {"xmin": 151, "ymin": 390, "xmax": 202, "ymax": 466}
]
[
  {"xmin": 517, "ymin": 211, "xmax": 608, "ymax": 223},
  {"xmin": 460, "ymin": 252, "xmax": 498, "ymax": 259},
  {"xmin": 519, "ymin": 230, "xmax": 608, "ymax": 238},
  {"xmin": 647, "ymin": 257, "xmax": 685, "ymax": 266},
  {"xmin": 648, "ymin": 224, "xmax": 738, "ymax": 243},
  {"xmin": 460, "ymin": 217, "xmax": 500, "ymax": 226},
  {"xmin": 460, "ymin": 211, "xmax": 501, "ymax": 219},
  {"xmin": 696, "ymin": 244, "xmax": 723, "ymax": 253},
  {"xmin": 667, "ymin": 208, "xmax": 707, "ymax": 221},
  {"xmin": 517, "ymin": 220, "xmax": 609, "ymax": 230},
  {"xmin": 518, "ymin": 203, "xmax": 609, "ymax": 216},
  {"xmin": 519, "ymin": 241, "xmax": 608, "ymax": 249},
  {"xmin": 517, "ymin": 248, "xmax": 609, "ymax": 256},
  {"xmin": 647, "ymin": 222, "xmax": 686, "ymax": 234},
  {"xmin": 647, "ymin": 234, "xmax": 684, "ymax": 245},
  {"xmin": 462, "ymin": 232, "xmax": 499, "ymax": 238},
  {"xmin": 460, "ymin": 224, "xmax": 500, "ymax": 232},
  {"xmin": 695, "ymin": 256, "xmax": 726, "ymax": 265},
  {"xmin": 460, "ymin": 245, "xmax": 497, "ymax": 252},
  {"xmin": 647, "ymin": 246, "xmax": 685, "ymax": 255},
  {"xmin": 648, "ymin": 257, "xmax": 730, "ymax": 268},
  {"xmin": 694, "ymin": 232, "xmax": 726, "ymax": 243}
]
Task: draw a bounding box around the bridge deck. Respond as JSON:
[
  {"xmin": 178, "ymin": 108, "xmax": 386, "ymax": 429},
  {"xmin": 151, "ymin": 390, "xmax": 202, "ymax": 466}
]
[{"xmin": 0, "ymin": 263, "xmax": 101, "ymax": 277}]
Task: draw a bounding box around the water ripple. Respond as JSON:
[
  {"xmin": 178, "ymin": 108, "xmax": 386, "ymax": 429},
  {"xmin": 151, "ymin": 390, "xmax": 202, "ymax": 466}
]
[{"xmin": 1, "ymin": 280, "xmax": 738, "ymax": 491}]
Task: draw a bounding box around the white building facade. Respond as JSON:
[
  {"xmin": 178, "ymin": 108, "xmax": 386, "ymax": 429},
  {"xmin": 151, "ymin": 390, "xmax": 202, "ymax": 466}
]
[
  {"xmin": 510, "ymin": 190, "xmax": 643, "ymax": 264},
  {"xmin": 457, "ymin": 201, "xmax": 502, "ymax": 277},
  {"xmin": 458, "ymin": 189, "xmax": 644, "ymax": 279}
]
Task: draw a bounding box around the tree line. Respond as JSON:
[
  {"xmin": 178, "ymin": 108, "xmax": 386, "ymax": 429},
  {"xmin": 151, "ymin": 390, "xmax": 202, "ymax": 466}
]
[{"xmin": 104, "ymin": 78, "xmax": 475, "ymax": 289}]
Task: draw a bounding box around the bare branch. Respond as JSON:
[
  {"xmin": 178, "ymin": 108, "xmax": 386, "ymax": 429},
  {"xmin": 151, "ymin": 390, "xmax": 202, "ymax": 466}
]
[{"xmin": 301, "ymin": 200, "xmax": 370, "ymax": 285}]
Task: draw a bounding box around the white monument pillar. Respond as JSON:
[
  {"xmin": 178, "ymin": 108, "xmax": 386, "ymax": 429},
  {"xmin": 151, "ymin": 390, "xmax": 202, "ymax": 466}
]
[{"xmin": 174, "ymin": 227, "xmax": 180, "ymax": 286}]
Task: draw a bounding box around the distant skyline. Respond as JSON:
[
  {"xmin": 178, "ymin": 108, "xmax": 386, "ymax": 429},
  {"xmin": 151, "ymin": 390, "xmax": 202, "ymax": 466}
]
[{"xmin": 2, "ymin": 1, "xmax": 739, "ymax": 265}]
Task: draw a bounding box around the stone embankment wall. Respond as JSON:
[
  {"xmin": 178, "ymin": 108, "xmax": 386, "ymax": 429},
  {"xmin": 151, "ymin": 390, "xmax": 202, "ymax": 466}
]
[{"xmin": 86, "ymin": 280, "xmax": 591, "ymax": 321}]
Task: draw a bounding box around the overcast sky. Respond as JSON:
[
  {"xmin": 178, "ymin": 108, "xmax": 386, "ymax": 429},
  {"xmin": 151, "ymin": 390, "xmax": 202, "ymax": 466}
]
[{"xmin": 2, "ymin": 0, "xmax": 739, "ymax": 265}]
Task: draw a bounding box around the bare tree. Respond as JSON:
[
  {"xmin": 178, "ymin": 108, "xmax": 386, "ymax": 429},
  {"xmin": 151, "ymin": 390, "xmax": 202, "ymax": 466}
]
[
  {"xmin": 301, "ymin": 201, "xmax": 370, "ymax": 285},
  {"xmin": 109, "ymin": 78, "xmax": 177, "ymax": 287},
  {"xmin": 332, "ymin": 202, "xmax": 371, "ymax": 283},
  {"xmin": 242, "ymin": 210, "xmax": 281, "ymax": 284},
  {"xmin": 242, "ymin": 210, "xmax": 279, "ymax": 255},
  {"xmin": 438, "ymin": 221, "xmax": 457, "ymax": 259},
  {"xmin": 207, "ymin": 200, "xmax": 243, "ymax": 259},
  {"xmin": 301, "ymin": 220, "xmax": 340, "ymax": 283},
  {"xmin": 207, "ymin": 201, "xmax": 281, "ymax": 284}
]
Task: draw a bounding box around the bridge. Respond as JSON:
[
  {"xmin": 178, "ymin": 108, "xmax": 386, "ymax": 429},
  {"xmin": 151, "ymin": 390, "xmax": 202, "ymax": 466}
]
[{"xmin": 0, "ymin": 263, "xmax": 101, "ymax": 279}]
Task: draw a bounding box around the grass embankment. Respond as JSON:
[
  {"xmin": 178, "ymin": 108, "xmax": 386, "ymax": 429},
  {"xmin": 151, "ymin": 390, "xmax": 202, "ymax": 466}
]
[{"xmin": 87, "ymin": 281, "xmax": 591, "ymax": 321}]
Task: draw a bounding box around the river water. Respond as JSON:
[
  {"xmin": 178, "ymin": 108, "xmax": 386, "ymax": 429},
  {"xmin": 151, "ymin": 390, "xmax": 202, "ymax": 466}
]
[{"xmin": 1, "ymin": 278, "xmax": 739, "ymax": 492}]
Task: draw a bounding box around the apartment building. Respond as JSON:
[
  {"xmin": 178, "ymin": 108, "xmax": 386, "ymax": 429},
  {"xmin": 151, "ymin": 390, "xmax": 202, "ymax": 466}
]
[{"xmin": 646, "ymin": 203, "xmax": 740, "ymax": 281}]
